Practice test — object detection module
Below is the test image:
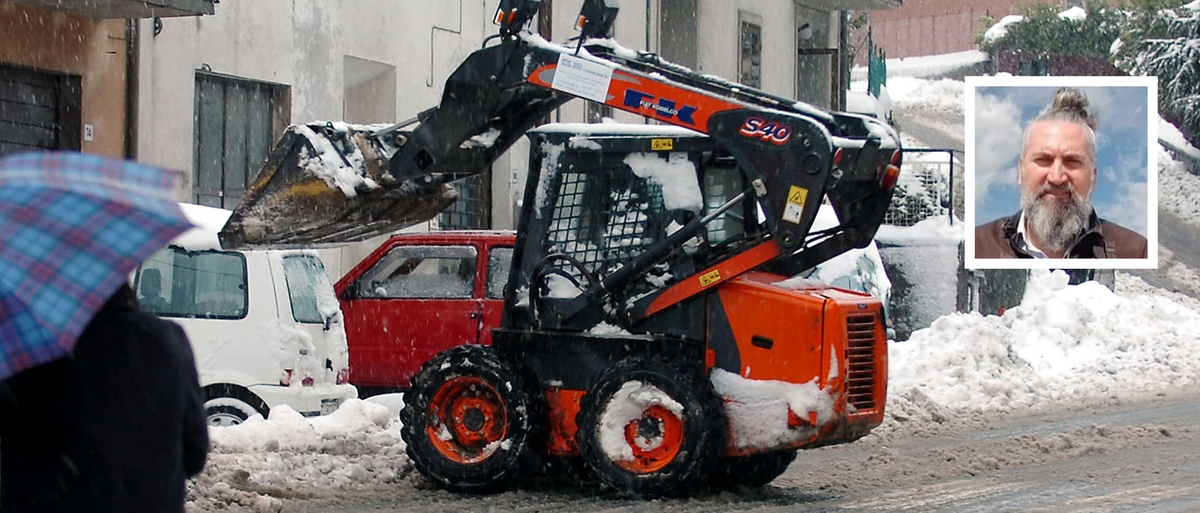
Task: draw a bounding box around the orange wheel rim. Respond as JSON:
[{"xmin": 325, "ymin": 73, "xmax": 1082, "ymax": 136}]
[
  {"xmin": 427, "ymin": 376, "xmax": 507, "ymax": 464},
  {"xmin": 618, "ymin": 405, "xmax": 684, "ymax": 473}
]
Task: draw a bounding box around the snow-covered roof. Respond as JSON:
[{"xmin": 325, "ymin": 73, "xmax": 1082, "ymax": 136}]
[{"xmin": 174, "ymin": 203, "xmax": 232, "ymax": 251}]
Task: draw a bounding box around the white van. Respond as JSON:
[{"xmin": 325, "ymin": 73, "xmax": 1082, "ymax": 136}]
[{"xmin": 132, "ymin": 204, "xmax": 357, "ymax": 426}]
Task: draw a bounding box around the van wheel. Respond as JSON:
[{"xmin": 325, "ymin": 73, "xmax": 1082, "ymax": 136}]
[
  {"xmin": 401, "ymin": 345, "xmax": 541, "ymax": 494},
  {"xmin": 204, "ymin": 385, "xmax": 270, "ymax": 427},
  {"xmin": 576, "ymin": 357, "xmax": 726, "ymax": 498},
  {"xmin": 204, "ymin": 398, "xmax": 261, "ymax": 427}
]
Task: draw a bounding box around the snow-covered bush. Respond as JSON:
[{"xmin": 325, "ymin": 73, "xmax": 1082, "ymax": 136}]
[{"xmin": 1114, "ymin": 2, "xmax": 1200, "ymax": 147}]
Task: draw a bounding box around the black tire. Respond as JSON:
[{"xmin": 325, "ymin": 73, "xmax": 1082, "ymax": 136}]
[
  {"xmin": 204, "ymin": 385, "xmax": 270, "ymax": 427},
  {"xmin": 400, "ymin": 345, "xmax": 541, "ymax": 494},
  {"xmin": 711, "ymin": 450, "xmax": 798, "ymax": 489},
  {"xmin": 576, "ymin": 356, "xmax": 726, "ymax": 498}
]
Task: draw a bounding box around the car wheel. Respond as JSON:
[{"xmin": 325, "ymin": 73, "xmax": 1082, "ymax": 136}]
[
  {"xmin": 401, "ymin": 345, "xmax": 541, "ymax": 494},
  {"xmin": 576, "ymin": 356, "xmax": 726, "ymax": 498},
  {"xmin": 710, "ymin": 449, "xmax": 798, "ymax": 489}
]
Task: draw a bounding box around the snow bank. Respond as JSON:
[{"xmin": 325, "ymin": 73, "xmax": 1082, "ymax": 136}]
[
  {"xmin": 889, "ymin": 270, "xmax": 1200, "ymax": 421},
  {"xmin": 190, "ymin": 399, "xmax": 408, "ymax": 510},
  {"xmin": 1159, "ymin": 143, "xmax": 1200, "ymax": 224},
  {"xmin": 876, "ymin": 215, "xmax": 963, "ymax": 247},
  {"xmin": 851, "ymin": 51, "xmax": 988, "ymax": 82},
  {"xmin": 884, "ymin": 77, "xmax": 964, "ymax": 115},
  {"xmin": 1159, "ymin": 116, "xmax": 1200, "ymax": 161}
]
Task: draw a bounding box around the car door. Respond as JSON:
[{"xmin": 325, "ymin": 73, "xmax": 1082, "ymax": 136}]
[
  {"xmin": 479, "ymin": 244, "xmax": 513, "ymax": 346},
  {"xmin": 340, "ymin": 244, "xmax": 482, "ymax": 388}
]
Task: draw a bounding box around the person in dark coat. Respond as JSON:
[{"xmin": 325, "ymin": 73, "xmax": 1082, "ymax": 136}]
[
  {"xmin": 0, "ymin": 283, "xmax": 209, "ymax": 513},
  {"xmin": 974, "ymin": 87, "xmax": 1148, "ymax": 260}
]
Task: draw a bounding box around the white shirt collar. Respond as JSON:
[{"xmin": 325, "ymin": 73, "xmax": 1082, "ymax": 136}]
[{"xmin": 1016, "ymin": 211, "xmax": 1050, "ymax": 259}]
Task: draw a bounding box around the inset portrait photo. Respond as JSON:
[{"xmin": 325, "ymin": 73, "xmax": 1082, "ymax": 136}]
[{"xmin": 965, "ymin": 76, "xmax": 1158, "ymax": 270}]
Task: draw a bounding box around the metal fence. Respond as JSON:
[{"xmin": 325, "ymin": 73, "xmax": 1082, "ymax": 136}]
[{"xmin": 883, "ymin": 148, "xmax": 958, "ymax": 226}]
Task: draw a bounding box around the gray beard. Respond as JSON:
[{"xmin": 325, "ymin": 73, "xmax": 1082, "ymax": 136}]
[{"xmin": 1020, "ymin": 184, "xmax": 1092, "ymax": 255}]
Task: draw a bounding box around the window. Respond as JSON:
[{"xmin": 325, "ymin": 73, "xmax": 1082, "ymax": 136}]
[
  {"xmin": 0, "ymin": 64, "xmax": 81, "ymax": 155},
  {"xmin": 658, "ymin": 0, "xmax": 698, "ymax": 69},
  {"xmin": 356, "ymin": 245, "xmax": 478, "ymax": 299},
  {"xmin": 193, "ymin": 72, "xmax": 288, "ymax": 209},
  {"xmin": 282, "ymin": 254, "xmax": 334, "ymax": 324},
  {"xmin": 703, "ymin": 162, "xmax": 747, "ymax": 246},
  {"xmin": 439, "ymin": 173, "xmax": 491, "ymax": 229},
  {"xmin": 487, "ymin": 247, "xmax": 514, "ymax": 299},
  {"xmin": 739, "ymin": 17, "xmax": 762, "ymax": 88},
  {"xmin": 586, "ymin": 101, "xmax": 613, "ymax": 123},
  {"xmin": 136, "ymin": 246, "xmax": 247, "ymax": 319}
]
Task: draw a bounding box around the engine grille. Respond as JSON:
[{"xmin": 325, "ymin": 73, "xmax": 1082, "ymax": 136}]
[{"xmin": 845, "ymin": 313, "xmax": 878, "ymax": 411}]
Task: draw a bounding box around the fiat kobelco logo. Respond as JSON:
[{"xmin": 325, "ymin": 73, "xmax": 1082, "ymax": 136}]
[{"xmin": 623, "ymin": 90, "xmax": 698, "ymax": 125}]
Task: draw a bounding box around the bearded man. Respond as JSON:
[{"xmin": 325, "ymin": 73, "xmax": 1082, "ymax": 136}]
[{"xmin": 975, "ymin": 88, "xmax": 1148, "ymax": 259}]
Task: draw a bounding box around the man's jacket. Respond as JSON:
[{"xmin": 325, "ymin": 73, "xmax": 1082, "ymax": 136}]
[
  {"xmin": 0, "ymin": 284, "xmax": 209, "ymax": 513},
  {"xmin": 975, "ymin": 210, "xmax": 1148, "ymax": 259}
]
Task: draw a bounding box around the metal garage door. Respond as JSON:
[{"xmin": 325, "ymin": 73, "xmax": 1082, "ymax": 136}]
[{"xmin": 0, "ymin": 64, "xmax": 81, "ymax": 156}]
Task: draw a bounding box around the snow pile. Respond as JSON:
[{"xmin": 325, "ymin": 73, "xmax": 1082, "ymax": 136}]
[
  {"xmin": 1156, "ymin": 121, "xmax": 1200, "ymax": 224},
  {"xmin": 884, "ymin": 77, "xmax": 964, "ymax": 115},
  {"xmin": 189, "ymin": 399, "xmax": 408, "ymax": 511},
  {"xmin": 888, "ymin": 270, "xmax": 1200, "ymax": 423},
  {"xmin": 876, "ymin": 215, "xmax": 963, "ymax": 247},
  {"xmin": 850, "ymin": 50, "xmax": 988, "ymax": 82},
  {"xmin": 710, "ymin": 369, "xmax": 835, "ymax": 451},
  {"xmin": 597, "ymin": 381, "xmax": 684, "ymax": 462}
]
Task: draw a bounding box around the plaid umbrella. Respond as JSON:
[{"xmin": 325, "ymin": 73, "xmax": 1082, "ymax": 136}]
[{"xmin": 0, "ymin": 152, "xmax": 193, "ymax": 381}]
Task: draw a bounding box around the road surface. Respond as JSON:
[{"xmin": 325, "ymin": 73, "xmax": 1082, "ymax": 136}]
[{"xmin": 278, "ymin": 388, "xmax": 1200, "ymax": 513}]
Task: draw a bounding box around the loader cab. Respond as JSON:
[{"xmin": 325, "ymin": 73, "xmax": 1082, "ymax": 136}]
[
  {"xmin": 131, "ymin": 204, "xmax": 357, "ymax": 426},
  {"xmin": 508, "ymin": 126, "xmax": 768, "ymax": 336}
]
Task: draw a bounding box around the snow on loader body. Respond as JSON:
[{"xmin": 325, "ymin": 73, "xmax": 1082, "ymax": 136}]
[{"xmin": 219, "ymin": 0, "xmax": 902, "ymax": 498}]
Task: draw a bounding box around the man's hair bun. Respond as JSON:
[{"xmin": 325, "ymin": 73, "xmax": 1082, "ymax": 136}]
[{"xmin": 1046, "ymin": 87, "xmax": 1098, "ymax": 130}]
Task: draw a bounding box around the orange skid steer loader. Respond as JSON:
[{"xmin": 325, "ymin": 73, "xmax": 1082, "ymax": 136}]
[{"xmin": 219, "ymin": 0, "xmax": 901, "ymax": 498}]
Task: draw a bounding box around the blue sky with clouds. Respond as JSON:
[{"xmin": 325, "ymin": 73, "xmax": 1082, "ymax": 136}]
[{"xmin": 973, "ymin": 85, "xmax": 1150, "ymax": 236}]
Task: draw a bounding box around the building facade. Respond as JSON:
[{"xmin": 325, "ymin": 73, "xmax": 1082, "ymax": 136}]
[{"xmin": 4, "ymin": 0, "xmax": 897, "ymax": 279}]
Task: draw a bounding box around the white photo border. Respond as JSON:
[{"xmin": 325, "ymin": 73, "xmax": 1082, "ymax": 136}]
[{"xmin": 964, "ymin": 75, "xmax": 1159, "ymax": 270}]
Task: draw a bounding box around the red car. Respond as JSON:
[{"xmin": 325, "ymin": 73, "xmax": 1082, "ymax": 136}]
[{"xmin": 334, "ymin": 231, "xmax": 515, "ymax": 396}]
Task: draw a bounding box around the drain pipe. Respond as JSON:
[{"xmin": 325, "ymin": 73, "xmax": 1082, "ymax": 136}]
[{"xmin": 124, "ymin": 18, "xmax": 139, "ymax": 160}]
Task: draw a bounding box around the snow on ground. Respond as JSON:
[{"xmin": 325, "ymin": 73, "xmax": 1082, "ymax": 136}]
[
  {"xmin": 850, "ymin": 50, "xmax": 987, "ymax": 82},
  {"xmin": 1157, "ymin": 135, "xmax": 1200, "ymax": 224},
  {"xmin": 883, "ymin": 77, "xmax": 964, "ymax": 115},
  {"xmin": 190, "ymin": 265, "xmax": 1200, "ymax": 510},
  {"xmin": 887, "ymin": 270, "xmax": 1200, "ymax": 432}
]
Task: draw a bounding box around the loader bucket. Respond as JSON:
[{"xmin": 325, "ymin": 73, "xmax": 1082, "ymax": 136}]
[{"xmin": 218, "ymin": 123, "xmax": 458, "ymax": 249}]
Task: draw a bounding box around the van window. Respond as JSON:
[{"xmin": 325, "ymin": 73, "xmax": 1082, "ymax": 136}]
[
  {"xmin": 136, "ymin": 246, "xmax": 248, "ymax": 319},
  {"xmin": 282, "ymin": 254, "xmax": 334, "ymax": 324},
  {"xmin": 357, "ymin": 245, "xmax": 478, "ymax": 299},
  {"xmin": 487, "ymin": 247, "xmax": 514, "ymax": 299}
]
